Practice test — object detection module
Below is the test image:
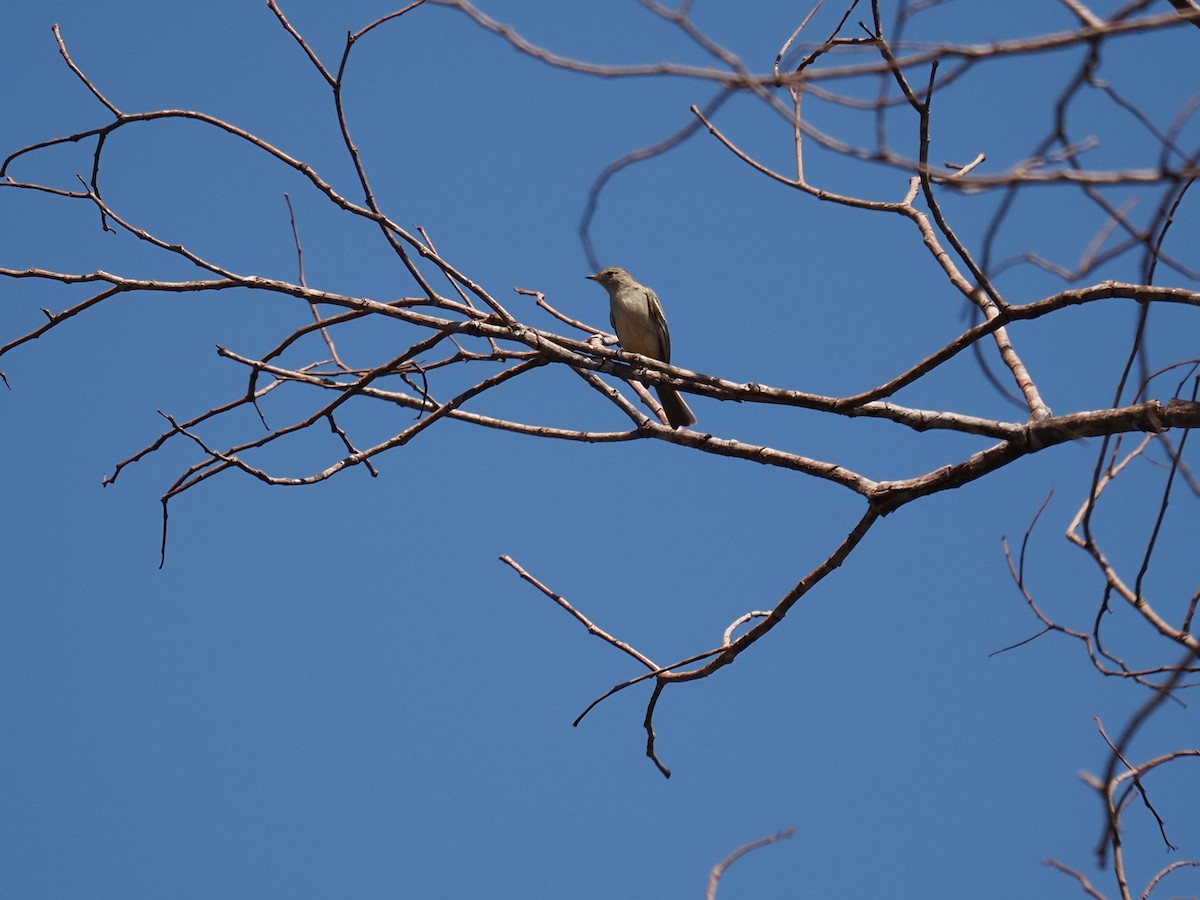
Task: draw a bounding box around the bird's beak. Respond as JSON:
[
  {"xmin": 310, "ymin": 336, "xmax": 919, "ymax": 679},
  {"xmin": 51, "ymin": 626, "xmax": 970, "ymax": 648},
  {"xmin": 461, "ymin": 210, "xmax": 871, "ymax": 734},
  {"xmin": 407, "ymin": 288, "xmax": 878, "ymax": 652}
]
[{"xmin": 585, "ymin": 274, "xmax": 598, "ymax": 281}]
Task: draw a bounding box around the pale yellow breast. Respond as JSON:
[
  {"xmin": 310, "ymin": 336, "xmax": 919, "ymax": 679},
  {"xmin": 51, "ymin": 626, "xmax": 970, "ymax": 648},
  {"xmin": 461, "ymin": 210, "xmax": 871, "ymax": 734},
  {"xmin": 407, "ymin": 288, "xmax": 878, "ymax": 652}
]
[{"xmin": 610, "ymin": 288, "xmax": 666, "ymax": 361}]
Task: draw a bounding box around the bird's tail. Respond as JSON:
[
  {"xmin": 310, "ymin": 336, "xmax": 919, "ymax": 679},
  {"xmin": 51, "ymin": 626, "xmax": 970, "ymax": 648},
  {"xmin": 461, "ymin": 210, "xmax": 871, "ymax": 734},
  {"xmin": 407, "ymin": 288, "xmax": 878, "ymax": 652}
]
[{"xmin": 656, "ymin": 387, "xmax": 696, "ymax": 429}]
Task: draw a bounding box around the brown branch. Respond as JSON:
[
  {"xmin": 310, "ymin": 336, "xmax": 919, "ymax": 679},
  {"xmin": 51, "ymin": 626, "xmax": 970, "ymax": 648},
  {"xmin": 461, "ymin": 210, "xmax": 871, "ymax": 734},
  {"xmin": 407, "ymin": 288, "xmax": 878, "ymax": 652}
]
[
  {"xmin": 706, "ymin": 828, "xmax": 797, "ymax": 900},
  {"xmin": 1142, "ymin": 860, "xmax": 1200, "ymax": 899},
  {"xmin": 51, "ymin": 24, "xmax": 121, "ymax": 116},
  {"xmin": 643, "ymin": 680, "xmax": 670, "ymax": 778},
  {"xmin": 266, "ymin": 0, "xmax": 336, "ymax": 87},
  {"xmin": 5, "ymin": 3, "xmax": 1199, "ymax": 812},
  {"xmin": 1043, "ymin": 859, "xmax": 1108, "ymax": 900},
  {"xmin": 498, "ymin": 555, "xmax": 659, "ymax": 672}
]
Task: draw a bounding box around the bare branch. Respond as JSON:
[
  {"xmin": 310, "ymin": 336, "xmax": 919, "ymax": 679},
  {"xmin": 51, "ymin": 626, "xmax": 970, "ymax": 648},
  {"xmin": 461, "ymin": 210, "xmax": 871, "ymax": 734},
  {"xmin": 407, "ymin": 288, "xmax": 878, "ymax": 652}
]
[{"xmin": 706, "ymin": 828, "xmax": 797, "ymax": 900}]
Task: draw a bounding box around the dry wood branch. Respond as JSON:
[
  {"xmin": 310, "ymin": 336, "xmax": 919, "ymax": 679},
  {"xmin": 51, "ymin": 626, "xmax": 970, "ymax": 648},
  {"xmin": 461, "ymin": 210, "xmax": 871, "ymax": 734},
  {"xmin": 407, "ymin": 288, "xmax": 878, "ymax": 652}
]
[
  {"xmin": 1142, "ymin": 860, "xmax": 1200, "ymax": 899},
  {"xmin": 1067, "ymin": 427, "xmax": 1200, "ymax": 657},
  {"xmin": 1044, "ymin": 859, "xmax": 1108, "ymax": 900},
  {"xmin": 3, "ymin": 2, "xmax": 1198, "ymax": 835},
  {"xmin": 706, "ymin": 827, "xmax": 796, "ymax": 900},
  {"xmin": 499, "ymin": 555, "xmax": 659, "ymax": 672}
]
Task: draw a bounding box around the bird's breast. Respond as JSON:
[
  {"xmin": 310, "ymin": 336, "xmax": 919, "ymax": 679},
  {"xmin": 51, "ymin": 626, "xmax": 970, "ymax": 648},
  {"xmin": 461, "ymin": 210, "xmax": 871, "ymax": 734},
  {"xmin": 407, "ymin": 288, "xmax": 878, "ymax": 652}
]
[{"xmin": 610, "ymin": 291, "xmax": 664, "ymax": 360}]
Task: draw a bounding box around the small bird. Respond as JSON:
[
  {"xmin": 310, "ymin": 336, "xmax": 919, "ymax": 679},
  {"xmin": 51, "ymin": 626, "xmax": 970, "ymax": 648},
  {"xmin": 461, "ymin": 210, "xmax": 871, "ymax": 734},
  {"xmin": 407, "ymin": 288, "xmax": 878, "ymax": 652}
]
[{"xmin": 586, "ymin": 267, "xmax": 696, "ymax": 429}]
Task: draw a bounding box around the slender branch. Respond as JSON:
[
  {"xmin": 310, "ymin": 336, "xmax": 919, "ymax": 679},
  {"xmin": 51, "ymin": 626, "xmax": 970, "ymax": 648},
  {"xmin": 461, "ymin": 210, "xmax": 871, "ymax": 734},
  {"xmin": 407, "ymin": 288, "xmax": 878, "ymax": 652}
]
[{"xmin": 706, "ymin": 828, "xmax": 796, "ymax": 900}]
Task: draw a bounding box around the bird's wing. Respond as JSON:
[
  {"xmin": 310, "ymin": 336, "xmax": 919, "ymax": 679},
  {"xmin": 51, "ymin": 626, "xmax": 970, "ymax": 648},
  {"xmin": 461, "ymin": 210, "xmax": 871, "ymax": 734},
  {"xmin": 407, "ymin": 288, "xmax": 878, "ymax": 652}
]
[{"xmin": 645, "ymin": 288, "xmax": 671, "ymax": 363}]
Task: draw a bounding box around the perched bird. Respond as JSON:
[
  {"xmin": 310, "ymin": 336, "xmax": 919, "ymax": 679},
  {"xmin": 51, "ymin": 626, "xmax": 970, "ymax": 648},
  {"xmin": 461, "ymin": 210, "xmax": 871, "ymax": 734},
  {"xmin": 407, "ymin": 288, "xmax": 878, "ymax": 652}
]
[{"xmin": 586, "ymin": 267, "xmax": 696, "ymax": 429}]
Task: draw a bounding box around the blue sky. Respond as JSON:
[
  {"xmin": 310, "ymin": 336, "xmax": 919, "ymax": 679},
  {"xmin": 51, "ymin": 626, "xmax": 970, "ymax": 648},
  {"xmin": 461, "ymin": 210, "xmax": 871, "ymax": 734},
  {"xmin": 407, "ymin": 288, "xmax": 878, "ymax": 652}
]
[{"xmin": 3, "ymin": 2, "xmax": 1199, "ymax": 898}]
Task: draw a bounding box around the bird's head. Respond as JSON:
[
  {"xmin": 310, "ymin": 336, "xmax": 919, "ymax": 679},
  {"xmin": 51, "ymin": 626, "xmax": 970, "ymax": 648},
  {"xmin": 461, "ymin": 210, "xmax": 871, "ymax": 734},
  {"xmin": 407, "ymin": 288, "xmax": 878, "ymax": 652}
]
[{"xmin": 586, "ymin": 267, "xmax": 635, "ymax": 291}]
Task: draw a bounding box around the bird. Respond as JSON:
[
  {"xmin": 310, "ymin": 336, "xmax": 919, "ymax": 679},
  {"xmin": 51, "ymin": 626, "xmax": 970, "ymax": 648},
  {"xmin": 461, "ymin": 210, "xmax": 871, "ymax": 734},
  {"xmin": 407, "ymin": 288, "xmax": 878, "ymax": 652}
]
[{"xmin": 586, "ymin": 267, "xmax": 696, "ymax": 429}]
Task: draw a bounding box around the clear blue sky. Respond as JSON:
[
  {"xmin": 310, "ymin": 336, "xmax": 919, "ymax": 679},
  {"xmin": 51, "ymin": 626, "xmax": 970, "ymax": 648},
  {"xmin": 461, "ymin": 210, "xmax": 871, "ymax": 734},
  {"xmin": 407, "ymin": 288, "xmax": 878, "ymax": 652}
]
[{"xmin": 3, "ymin": 2, "xmax": 1198, "ymax": 898}]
